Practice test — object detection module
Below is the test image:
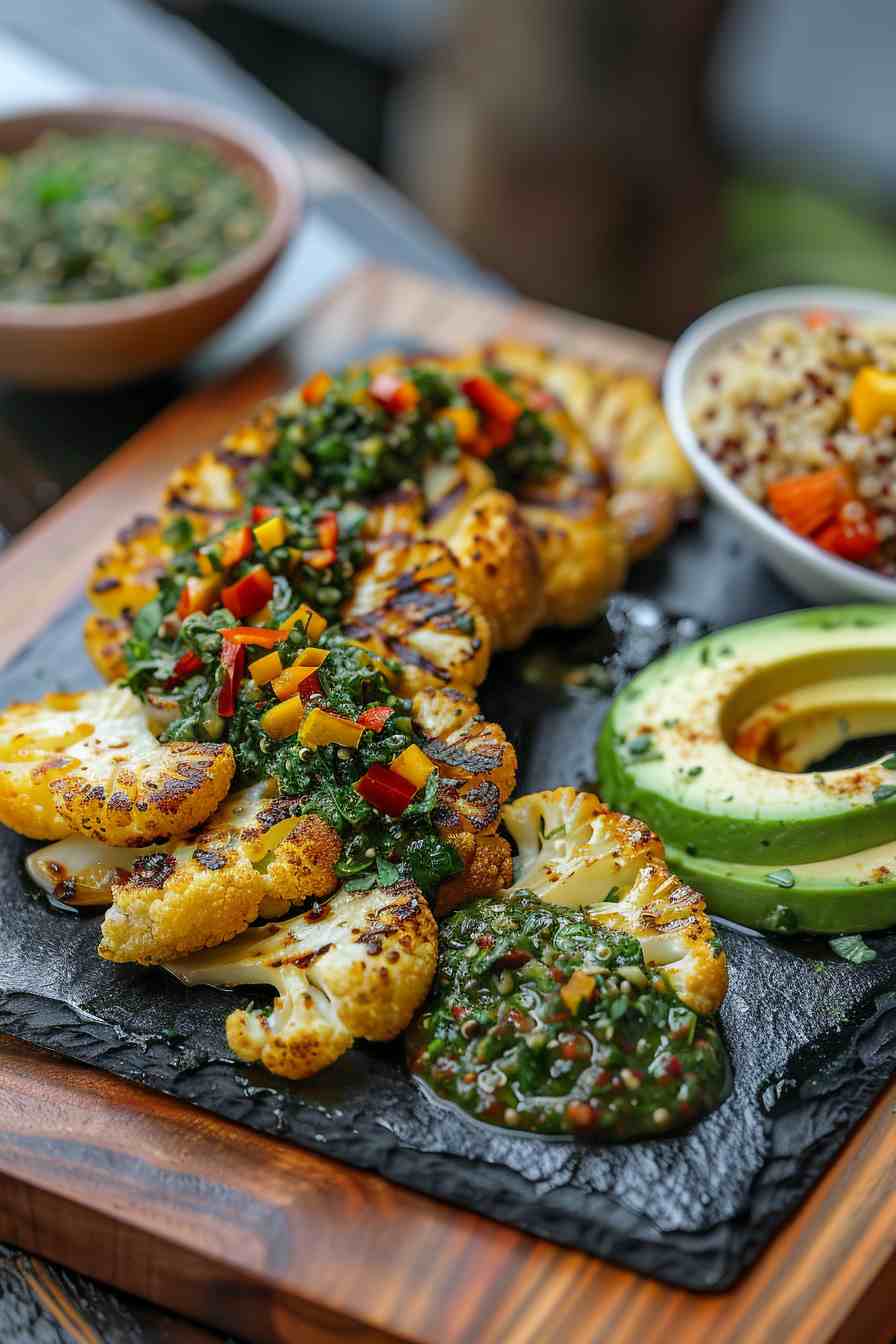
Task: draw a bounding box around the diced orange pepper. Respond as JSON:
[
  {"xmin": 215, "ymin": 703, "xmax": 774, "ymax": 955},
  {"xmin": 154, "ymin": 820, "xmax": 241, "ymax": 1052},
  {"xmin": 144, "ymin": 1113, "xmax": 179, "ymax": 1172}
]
[
  {"xmin": 253, "ymin": 515, "xmax": 287, "ymax": 552},
  {"xmin": 461, "ymin": 375, "xmax": 522, "ymax": 425},
  {"xmin": 560, "ymin": 970, "xmax": 596, "ymax": 1014},
  {"xmin": 302, "ymin": 547, "xmax": 337, "ymax": 570},
  {"xmin": 221, "ymin": 626, "xmax": 287, "ymax": 648},
  {"xmin": 176, "ymin": 575, "xmax": 221, "ymax": 620},
  {"xmin": 803, "ymin": 308, "xmax": 834, "ymax": 331},
  {"xmin": 436, "ymin": 405, "xmax": 478, "ymax": 445},
  {"xmin": 317, "ymin": 510, "xmax": 339, "ymax": 550},
  {"xmin": 281, "ymin": 603, "xmax": 327, "ymax": 641},
  {"xmin": 219, "ymin": 526, "xmax": 254, "ymax": 568},
  {"xmin": 389, "ymin": 744, "xmax": 435, "ymax": 790},
  {"xmin": 301, "ymin": 371, "xmax": 332, "ymax": 405},
  {"xmin": 299, "ymin": 707, "xmax": 365, "ymax": 750},
  {"xmin": 272, "ymin": 661, "xmax": 320, "ymax": 701},
  {"xmin": 261, "ymin": 696, "xmax": 307, "ymax": 741},
  {"xmin": 850, "ymin": 366, "xmax": 896, "ymax": 433},
  {"xmin": 766, "ymin": 466, "xmax": 853, "ymax": 537},
  {"xmin": 249, "ymin": 651, "xmax": 283, "ymax": 686}
]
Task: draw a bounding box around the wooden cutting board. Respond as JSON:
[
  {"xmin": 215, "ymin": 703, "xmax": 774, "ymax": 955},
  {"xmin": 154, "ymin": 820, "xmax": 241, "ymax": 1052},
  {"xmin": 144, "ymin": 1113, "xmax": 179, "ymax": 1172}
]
[{"xmin": 0, "ymin": 265, "xmax": 893, "ymax": 1344}]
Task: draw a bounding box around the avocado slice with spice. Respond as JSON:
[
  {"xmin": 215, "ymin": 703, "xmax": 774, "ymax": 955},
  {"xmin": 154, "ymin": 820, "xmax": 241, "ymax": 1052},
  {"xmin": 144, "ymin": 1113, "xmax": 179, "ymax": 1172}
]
[
  {"xmin": 598, "ymin": 605, "xmax": 896, "ymax": 867},
  {"xmin": 666, "ymin": 838, "xmax": 896, "ymax": 934}
]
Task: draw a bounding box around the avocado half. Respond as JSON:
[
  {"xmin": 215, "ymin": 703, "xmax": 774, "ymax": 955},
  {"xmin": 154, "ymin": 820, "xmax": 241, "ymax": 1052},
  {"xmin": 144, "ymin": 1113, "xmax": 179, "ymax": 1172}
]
[{"xmin": 598, "ymin": 605, "xmax": 896, "ymax": 933}]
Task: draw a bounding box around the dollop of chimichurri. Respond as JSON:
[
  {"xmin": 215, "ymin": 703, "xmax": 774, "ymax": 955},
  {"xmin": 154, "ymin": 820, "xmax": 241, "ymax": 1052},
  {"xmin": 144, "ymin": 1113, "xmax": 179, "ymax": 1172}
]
[
  {"xmin": 0, "ymin": 131, "xmax": 265, "ymax": 303},
  {"xmin": 408, "ymin": 891, "xmax": 727, "ymax": 1138},
  {"xmin": 250, "ymin": 363, "xmax": 559, "ymax": 509},
  {"xmin": 124, "ymin": 501, "xmax": 462, "ymax": 897}
]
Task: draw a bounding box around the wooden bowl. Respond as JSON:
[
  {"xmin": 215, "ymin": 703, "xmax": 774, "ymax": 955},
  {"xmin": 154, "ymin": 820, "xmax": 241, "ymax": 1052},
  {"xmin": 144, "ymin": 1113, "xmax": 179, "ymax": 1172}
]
[{"xmin": 0, "ymin": 97, "xmax": 302, "ymax": 389}]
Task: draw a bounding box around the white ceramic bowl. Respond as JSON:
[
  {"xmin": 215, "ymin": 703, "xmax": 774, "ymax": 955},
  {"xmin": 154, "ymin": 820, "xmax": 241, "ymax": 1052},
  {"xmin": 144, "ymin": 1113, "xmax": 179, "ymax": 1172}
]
[{"xmin": 663, "ymin": 286, "xmax": 896, "ymax": 604}]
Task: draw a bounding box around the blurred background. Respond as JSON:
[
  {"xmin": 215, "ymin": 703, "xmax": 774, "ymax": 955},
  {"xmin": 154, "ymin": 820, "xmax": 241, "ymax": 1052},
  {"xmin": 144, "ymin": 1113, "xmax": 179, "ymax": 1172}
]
[{"xmin": 160, "ymin": 0, "xmax": 896, "ymax": 340}]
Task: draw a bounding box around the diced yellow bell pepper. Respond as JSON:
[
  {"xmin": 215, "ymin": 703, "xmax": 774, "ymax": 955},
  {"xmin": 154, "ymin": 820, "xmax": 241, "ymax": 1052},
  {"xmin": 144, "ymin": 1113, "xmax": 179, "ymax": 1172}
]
[
  {"xmin": 197, "ymin": 550, "xmax": 216, "ymax": 576},
  {"xmin": 260, "ymin": 697, "xmax": 307, "ymax": 741},
  {"xmin": 272, "ymin": 661, "xmax": 319, "ymax": 701},
  {"xmin": 295, "ymin": 647, "xmax": 329, "ymax": 668},
  {"xmin": 249, "ymin": 650, "xmax": 283, "ymax": 686},
  {"xmin": 850, "ymin": 366, "xmax": 896, "ymax": 433},
  {"xmin": 389, "ymin": 744, "xmax": 435, "ymax": 790},
  {"xmin": 299, "ymin": 707, "xmax": 365, "ymax": 750},
  {"xmin": 281, "ymin": 603, "xmax": 327, "ymax": 642},
  {"xmin": 560, "ymin": 970, "xmax": 596, "ymax": 1014},
  {"xmin": 253, "ymin": 515, "xmax": 287, "ymax": 552}
]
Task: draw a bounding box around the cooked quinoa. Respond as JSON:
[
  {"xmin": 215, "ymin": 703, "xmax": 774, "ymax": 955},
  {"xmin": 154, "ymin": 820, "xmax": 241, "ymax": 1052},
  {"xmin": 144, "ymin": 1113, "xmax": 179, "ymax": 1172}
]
[{"xmin": 687, "ymin": 313, "xmax": 896, "ymax": 573}]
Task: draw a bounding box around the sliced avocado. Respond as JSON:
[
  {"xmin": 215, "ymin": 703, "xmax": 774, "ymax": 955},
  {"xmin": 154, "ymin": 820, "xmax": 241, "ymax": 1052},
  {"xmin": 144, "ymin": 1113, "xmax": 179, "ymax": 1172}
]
[
  {"xmin": 598, "ymin": 605, "xmax": 896, "ymax": 866},
  {"xmin": 667, "ymin": 838, "xmax": 896, "ymax": 934}
]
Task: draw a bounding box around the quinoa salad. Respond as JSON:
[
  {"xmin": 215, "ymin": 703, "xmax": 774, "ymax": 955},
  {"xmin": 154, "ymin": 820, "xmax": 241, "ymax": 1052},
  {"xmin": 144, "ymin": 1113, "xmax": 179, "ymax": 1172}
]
[{"xmin": 687, "ymin": 310, "xmax": 896, "ymax": 576}]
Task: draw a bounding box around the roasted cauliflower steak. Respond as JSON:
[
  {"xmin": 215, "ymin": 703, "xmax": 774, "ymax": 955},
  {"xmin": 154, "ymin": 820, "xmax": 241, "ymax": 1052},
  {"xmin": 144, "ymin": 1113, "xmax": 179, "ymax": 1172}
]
[
  {"xmin": 342, "ymin": 538, "xmax": 491, "ymax": 695},
  {"xmin": 0, "ymin": 685, "xmax": 233, "ymax": 844},
  {"xmin": 168, "ymin": 879, "xmax": 438, "ymax": 1080},
  {"xmin": 501, "ymin": 788, "xmax": 727, "ymax": 1017}
]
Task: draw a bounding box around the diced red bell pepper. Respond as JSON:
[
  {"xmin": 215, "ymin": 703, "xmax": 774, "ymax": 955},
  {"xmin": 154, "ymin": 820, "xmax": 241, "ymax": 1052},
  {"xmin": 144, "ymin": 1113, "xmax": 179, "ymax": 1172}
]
[
  {"xmin": 301, "ymin": 371, "xmax": 332, "ymax": 405},
  {"xmin": 303, "ymin": 547, "xmax": 337, "ymax": 570},
  {"xmin": 221, "ymin": 625, "xmax": 286, "ymax": 648},
  {"xmin": 297, "ymin": 669, "xmax": 322, "ymax": 702},
  {"xmin": 218, "ymin": 525, "xmax": 253, "ymax": 569},
  {"xmin": 251, "ymin": 505, "xmax": 277, "ymax": 523},
  {"xmin": 464, "ymin": 431, "xmax": 495, "ymax": 460},
  {"xmin": 221, "ymin": 565, "xmax": 274, "ymax": 619},
  {"xmin": 164, "ymin": 650, "xmax": 203, "ymax": 689},
  {"xmin": 461, "ymin": 375, "xmax": 522, "ymax": 425},
  {"xmin": 814, "ymin": 502, "xmax": 879, "ymax": 562},
  {"xmin": 355, "ymin": 763, "xmax": 418, "ymax": 816},
  {"xmin": 317, "ymin": 510, "xmax": 339, "ymax": 550},
  {"xmin": 217, "ymin": 640, "xmax": 245, "ymax": 717},
  {"xmin": 356, "ymin": 705, "xmax": 393, "ymax": 732},
  {"xmin": 369, "ymin": 372, "xmax": 421, "ymax": 415},
  {"xmin": 485, "ymin": 415, "xmax": 515, "ymax": 448}
]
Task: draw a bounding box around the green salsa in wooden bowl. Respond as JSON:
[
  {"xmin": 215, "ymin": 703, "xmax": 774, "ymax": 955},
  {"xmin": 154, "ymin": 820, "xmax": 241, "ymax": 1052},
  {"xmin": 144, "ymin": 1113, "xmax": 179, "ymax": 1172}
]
[{"xmin": 0, "ymin": 98, "xmax": 301, "ymax": 388}]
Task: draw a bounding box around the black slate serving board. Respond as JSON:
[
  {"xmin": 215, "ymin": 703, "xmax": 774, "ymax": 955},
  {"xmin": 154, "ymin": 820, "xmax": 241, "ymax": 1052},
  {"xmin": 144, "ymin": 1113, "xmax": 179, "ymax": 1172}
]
[{"xmin": 1, "ymin": 560, "xmax": 895, "ymax": 1292}]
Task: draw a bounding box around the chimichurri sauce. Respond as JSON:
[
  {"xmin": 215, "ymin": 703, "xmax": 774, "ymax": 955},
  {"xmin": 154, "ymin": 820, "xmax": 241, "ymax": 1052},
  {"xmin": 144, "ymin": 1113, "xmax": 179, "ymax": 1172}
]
[
  {"xmin": 408, "ymin": 891, "xmax": 728, "ymax": 1139},
  {"xmin": 250, "ymin": 363, "xmax": 559, "ymax": 509},
  {"xmin": 123, "ymin": 500, "xmax": 461, "ymax": 898},
  {"xmin": 0, "ymin": 131, "xmax": 265, "ymax": 303}
]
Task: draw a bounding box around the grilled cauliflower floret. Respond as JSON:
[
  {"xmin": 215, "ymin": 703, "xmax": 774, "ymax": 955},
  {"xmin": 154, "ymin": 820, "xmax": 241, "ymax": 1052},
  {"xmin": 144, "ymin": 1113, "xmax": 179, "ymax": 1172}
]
[
  {"xmin": 413, "ymin": 687, "xmax": 517, "ymax": 913},
  {"xmin": 433, "ymin": 831, "xmax": 514, "ymax": 918},
  {"xmin": 30, "ymin": 784, "xmax": 342, "ymax": 947},
  {"xmin": 421, "ymin": 455, "xmax": 496, "ymax": 539},
  {"xmin": 444, "ymin": 489, "xmax": 545, "ymax": 650},
  {"xmin": 0, "ymin": 686, "xmax": 234, "ymax": 844},
  {"xmin": 87, "ymin": 515, "xmax": 169, "ymax": 619},
  {"xmin": 412, "ymin": 687, "xmax": 517, "ymax": 801},
  {"xmin": 517, "ymin": 485, "xmax": 627, "ymax": 627},
  {"xmin": 342, "ymin": 539, "xmax": 491, "ymax": 695},
  {"xmin": 83, "ymin": 613, "xmax": 131, "ymax": 683},
  {"xmin": 501, "ymin": 788, "xmax": 727, "ymax": 1016},
  {"xmin": 472, "ymin": 340, "xmax": 698, "ymax": 562},
  {"xmin": 100, "ymin": 845, "xmax": 261, "ymax": 964},
  {"xmin": 168, "ymin": 880, "xmax": 438, "ymax": 1080}
]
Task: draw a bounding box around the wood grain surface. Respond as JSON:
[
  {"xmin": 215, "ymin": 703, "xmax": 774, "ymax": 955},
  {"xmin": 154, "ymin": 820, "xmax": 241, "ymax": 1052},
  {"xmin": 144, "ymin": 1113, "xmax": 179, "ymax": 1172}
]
[{"xmin": 0, "ymin": 265, "xmax": 893, "ymax": 1344}]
